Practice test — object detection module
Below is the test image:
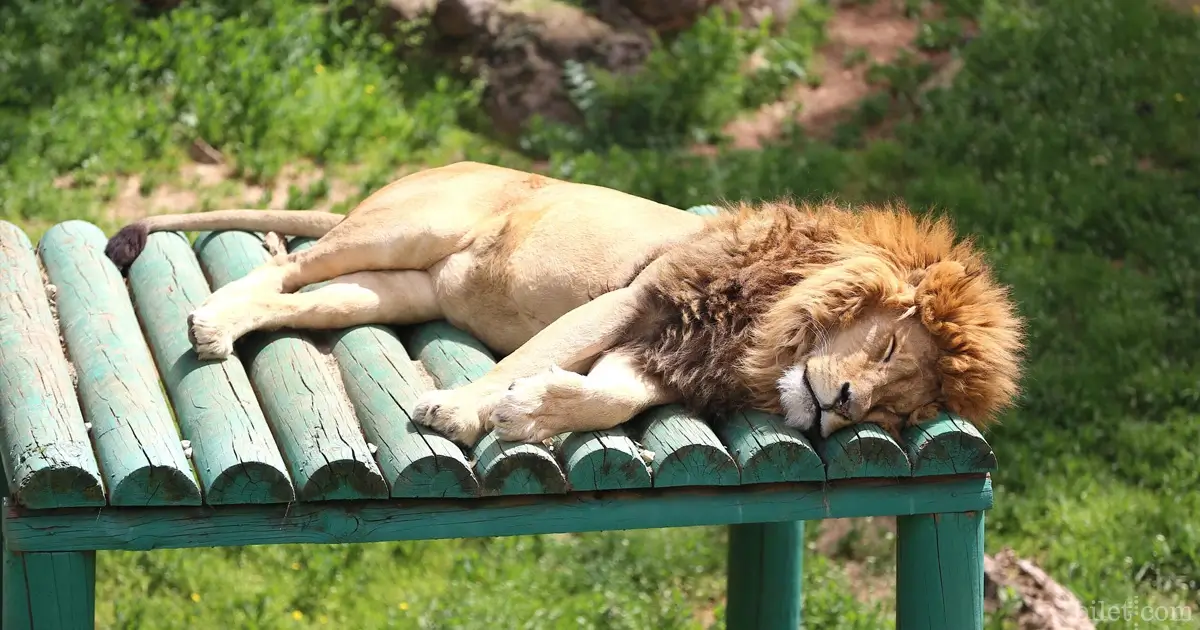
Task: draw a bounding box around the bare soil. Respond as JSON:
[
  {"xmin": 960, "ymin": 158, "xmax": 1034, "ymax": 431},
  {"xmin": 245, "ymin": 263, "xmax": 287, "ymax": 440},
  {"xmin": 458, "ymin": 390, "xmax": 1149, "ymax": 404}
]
[{"xmin": 721, "ymin": 0, "xmax": 965, "ymax": 148}]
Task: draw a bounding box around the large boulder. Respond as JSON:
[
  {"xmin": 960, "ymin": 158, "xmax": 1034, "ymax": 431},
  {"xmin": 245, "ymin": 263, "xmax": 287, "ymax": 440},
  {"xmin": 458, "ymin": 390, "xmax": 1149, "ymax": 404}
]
[{"xmin": 424, "ymin": 0, "xmax": 801, "ymax": 136}]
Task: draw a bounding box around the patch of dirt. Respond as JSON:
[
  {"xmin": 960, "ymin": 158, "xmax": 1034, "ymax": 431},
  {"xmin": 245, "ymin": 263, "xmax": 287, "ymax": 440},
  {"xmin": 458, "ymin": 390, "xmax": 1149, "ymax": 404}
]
[
  {"xmin": 692, "ymin": 600, "xmax": 719, "ymax": 628},
  {"xmin": 813, "ymin": 516, "xmax": 898, "ymax": 606},
  {"xmin": 55, "ymin": 159, "xmax": 376, "ymax": 227},
  {"xmin": 1161, "ymin": 0, "xmax": 1200, "ymax": 15},
  {"xmin": 721, "ymin": 0, "xmax": 965, "ymax": 149}
]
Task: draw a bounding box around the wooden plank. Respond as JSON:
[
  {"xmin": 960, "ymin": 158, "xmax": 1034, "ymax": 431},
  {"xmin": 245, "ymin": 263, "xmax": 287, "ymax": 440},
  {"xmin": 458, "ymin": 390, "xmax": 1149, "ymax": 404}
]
[
  {"xmin": 554, "ymin": 429, "xmax": 652, "ymax": 491},
  {"xmin": 37, "ymin": 221, "xmax": 202, "ymax": 506},
  {"xmin": 819, "ymin": 424, "xmax": 912, "ymax": 479},
  {"xmin": 3, "ymin": 475, "xmax": 994, "ymax": 552},
  {"xmin": 0, "ymin": 221, "xmax": 105, "ymax": 508},
  {"xmin": 400, "ymin": 322, "xmax": 568, "ymax": 495},
  {"xmin": 127, "ymin": 232, "xmax": 294, "ymax": 504},
  {"xmin": 286, "ymin": 237, "xmax": 479, "ymax": 498},
  {"xmin": 193, "ymin": 231, "xmax": 388, "ymax": 501},
  {"xmin": 896, "ymin": 511, "xmax": 986, "ymax": 630},
  {"xmin": 726, "ymin": 522, "xmax": 804, "ymax": 630},
  {"xmin": 635, "ymin": 405, "xmax": 740, "ymax": 488},
  {"xmin": 901, "ymin": 413, "xmax": 997, "ymax": 477},
  {"xmin": 715, "ymin": 411, "xmax": 825, "ymax": 484}
]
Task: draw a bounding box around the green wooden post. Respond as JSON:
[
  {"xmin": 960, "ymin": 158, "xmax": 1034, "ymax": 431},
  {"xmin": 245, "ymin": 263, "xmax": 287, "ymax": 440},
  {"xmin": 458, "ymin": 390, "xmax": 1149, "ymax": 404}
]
[
  {"xmin": 1, "ymin": 478, "xmax": 95, "ymax": 629},
  {"xmin": 686, "ymin": 203, "xmax": 812, "ymax": 629},
  {"xmin": 896, "ymin": 510, "xmax": 986, "ymax": 630},
  {"xmin": 726, "ymin": 521, "xmax": 804, "ymax": 630}
]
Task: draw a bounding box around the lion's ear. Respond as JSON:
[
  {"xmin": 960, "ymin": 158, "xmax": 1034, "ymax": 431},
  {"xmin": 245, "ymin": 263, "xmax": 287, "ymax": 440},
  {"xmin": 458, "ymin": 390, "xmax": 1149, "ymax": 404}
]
[
  {"xmin": 883, "ymin": 285, "xmax": 916, "ymax": 311},
  {"xmin": 917, "ymin": 260, "xmax": 968, "ymax": 288}
]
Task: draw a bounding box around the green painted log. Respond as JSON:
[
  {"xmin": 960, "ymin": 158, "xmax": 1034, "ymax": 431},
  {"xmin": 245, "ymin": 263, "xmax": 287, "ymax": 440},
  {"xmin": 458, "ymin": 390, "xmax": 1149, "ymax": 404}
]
[
  {"xmin": 555, "ymin": 429, "xmax": 652, "ymax": 491},
  {"xmin": 193, "ymin": 231, "xmax": 388, "ymax": 501},
  {"xmin": 635, "ymin": 405, "xmax": 740, "ymax": 488},
  {"xmin": 401, "ymin": 322, "xmax": 568, "ymax": 495},
  {"xmin": 330, "ymin": 325, "xmax": 481, "ymax": 498},
  {"xmin": 726, "ymin": 521, "xmax": 804, "ymax": 630},
  {"xmin": 896, "ymin": 510, "xmax": 986, "ymax": 630},
  {"xmin": 716, "ymin": 411, "xmax": 824, "ymax": 484},
  {"xmin": 820, "ymin": 424, "xmax": 912, "ymax": 479},
  {"xmin": 38, "ymin": 221, "xmax": 202, "ymax": 506},
  {"xmin": 0, "ymin": 221, "xmax": 105, "ymax": 508},
  {"xmin": 685, "ymin": 204, "xmax": 724, "ymax": 217},
  {"xmin": 901, "ymin": 413, "xmax": 997, "ymax": 477},
  {"xmin": 5, "ymin": 476, "xmax": 994, "ymax": 552},
  {"xmin": 127, "ymin": 232, "xmax": 294, "ymax": 504},
  {"xmin": 287, "ymin": 238, "xmax": 479, "ymax": 498}
]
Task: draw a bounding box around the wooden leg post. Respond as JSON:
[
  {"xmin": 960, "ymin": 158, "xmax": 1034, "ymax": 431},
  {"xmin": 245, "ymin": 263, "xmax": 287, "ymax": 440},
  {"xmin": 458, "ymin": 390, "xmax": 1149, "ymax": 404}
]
[
  {"xmin": 2, "ymin": 507, "xmax": 95, "ymax": 630},
  {"xmin": 896, "ymin": 511, "xmax": 985, "ymax": 630},
  {"xmin": 726, "ymin": 521, "xmax": 804, "ymax": 629}
]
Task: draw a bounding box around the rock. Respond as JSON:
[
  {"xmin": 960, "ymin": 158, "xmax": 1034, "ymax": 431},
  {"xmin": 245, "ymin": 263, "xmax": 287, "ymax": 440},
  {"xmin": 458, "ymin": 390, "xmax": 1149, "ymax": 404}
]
[
  {"xmin": 430, "ymin": 0, "xmax": 655, "ymax": 137},
  {"xmin": 187, "ymin": 138, "xmax": 224, "ymax": 165},
  {"xmin": 984, "ymin": 548, "xmax": 1096, "ymax": 630}
]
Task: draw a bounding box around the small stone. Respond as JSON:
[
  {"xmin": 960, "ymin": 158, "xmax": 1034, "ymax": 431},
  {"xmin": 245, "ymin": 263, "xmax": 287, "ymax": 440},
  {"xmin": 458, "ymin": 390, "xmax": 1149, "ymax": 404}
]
[
  {"xmin": 639, "ymin": 448, "xmax": 655, "ymax": 464},
  {"xmin": 183, "ymin": 446, "xmax": 194, "ymax": 459},
  {"xmin": 188, "ymin": 138, "xmax": 224, "ymax": 165},
  {"xmin": 181, "ymin": 439, "xmax": 191, "ymax": 449},
  {"xmin": 367, "ymin": 442, "xmax": 379, "ymax": 454},
  {"xmin": 83, "ymin": 421, "xmax": 92, "ymax": 431}
]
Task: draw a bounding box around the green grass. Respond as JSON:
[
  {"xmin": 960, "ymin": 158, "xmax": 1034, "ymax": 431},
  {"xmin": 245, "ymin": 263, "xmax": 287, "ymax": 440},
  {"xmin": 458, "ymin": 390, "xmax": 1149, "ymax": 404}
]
[{"xmin": 3, "ymin": 0, "xmax": 1200, "ymax": 628}]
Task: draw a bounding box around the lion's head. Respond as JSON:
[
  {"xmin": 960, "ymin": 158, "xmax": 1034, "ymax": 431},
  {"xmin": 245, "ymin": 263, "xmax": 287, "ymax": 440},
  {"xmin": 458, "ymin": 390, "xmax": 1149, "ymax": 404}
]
[{"xmin": 735, "ymin": 202, "xmax": 1026, "ymax": 439}]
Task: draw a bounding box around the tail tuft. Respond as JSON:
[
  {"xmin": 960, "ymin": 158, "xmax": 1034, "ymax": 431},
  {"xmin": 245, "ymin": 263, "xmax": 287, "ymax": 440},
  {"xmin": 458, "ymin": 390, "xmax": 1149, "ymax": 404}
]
[{"xmin": 105, "ymin": 222, "xmax": 149, "ymax": 275}]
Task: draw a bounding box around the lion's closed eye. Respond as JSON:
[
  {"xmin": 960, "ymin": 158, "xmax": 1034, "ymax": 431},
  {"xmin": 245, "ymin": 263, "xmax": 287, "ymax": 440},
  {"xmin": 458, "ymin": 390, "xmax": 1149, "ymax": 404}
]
[{"xmin": 881, "ymin": 333, "xmax": 897, "ymax": 363}]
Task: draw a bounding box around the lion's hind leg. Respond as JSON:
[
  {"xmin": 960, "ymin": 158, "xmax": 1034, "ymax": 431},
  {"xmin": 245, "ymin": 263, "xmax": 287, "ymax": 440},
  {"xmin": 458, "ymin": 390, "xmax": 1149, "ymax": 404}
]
[
  {"xmin": 188, "ymin": 269, "xmax": 440, "ymax": 359},
  {"xmin": 190, "ymin": 205, "xmax": 474, "ymax": 357},
  {"xmin": 488, "ymin": 349, "xmax": 678, "ymax": 443}
]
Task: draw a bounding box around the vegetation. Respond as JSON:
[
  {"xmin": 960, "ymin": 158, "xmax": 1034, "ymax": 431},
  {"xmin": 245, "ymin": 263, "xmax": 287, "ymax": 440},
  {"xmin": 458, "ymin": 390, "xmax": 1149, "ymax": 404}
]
[{"xmin": 2, "ymin": 0, "xmax": 1198, "ymax": 628}]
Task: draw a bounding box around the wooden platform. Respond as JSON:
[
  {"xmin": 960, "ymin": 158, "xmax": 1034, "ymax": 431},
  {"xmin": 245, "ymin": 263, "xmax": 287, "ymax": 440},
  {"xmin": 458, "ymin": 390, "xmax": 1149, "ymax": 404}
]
[
  {"xmin": 0, "ymin": 208, "xmax": 997, "ymax": 630},
  {"xmin": 0, "ymin": 217, "xmax": 996, "ymax": 512}
]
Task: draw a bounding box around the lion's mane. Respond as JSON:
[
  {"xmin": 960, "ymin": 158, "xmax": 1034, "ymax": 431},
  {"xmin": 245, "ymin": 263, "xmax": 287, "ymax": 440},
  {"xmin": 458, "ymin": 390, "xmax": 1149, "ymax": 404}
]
[{"xmin": 619, "ymin": 200, "xmax": 1025, "ymax": 428}]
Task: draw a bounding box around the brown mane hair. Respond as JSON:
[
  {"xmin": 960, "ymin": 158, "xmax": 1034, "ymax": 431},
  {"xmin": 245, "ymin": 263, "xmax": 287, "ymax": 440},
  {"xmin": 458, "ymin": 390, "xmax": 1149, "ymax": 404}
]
[{"xmin": 619, "ymin": 199, "xmax": 1025, "ymax": 428}]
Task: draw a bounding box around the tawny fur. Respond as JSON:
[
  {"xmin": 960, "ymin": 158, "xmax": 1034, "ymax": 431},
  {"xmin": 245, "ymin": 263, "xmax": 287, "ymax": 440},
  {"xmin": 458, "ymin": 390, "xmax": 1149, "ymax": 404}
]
[
  {"xmin": 102, "ymin": 161, "xmax": 1024, "ymax": 445},
  {"xmin": 621, "ymin": 200, "xmax": 1025, "ymax": 428}
]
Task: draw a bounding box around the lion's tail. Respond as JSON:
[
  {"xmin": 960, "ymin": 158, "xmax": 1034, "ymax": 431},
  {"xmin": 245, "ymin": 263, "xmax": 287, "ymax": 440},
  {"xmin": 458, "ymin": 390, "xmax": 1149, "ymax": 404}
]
[{"xmin": 104, "ymin": 209, "xmax": 344, "ymax": 273}]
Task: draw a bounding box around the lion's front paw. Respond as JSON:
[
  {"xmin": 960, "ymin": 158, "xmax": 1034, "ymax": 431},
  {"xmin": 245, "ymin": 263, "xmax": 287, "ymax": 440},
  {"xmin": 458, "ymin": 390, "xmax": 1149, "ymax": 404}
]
[
  {"xmin": 490, "ymin": 367, "xmax": 588, "ymax": 443},
  {"xmin": 413, "ymin": 389, "xmax": 490, "ymax": 447},
  {"xmin": 186, "ymin": 307, "xmax": 236, "ymax": 360}
]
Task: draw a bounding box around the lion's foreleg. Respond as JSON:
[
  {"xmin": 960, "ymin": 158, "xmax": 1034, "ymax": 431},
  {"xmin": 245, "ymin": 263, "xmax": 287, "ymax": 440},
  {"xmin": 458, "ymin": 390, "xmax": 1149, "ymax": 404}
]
[
  {"xmin": 411, "ymin": 287, "xmax": 644, "ymax": 446},
  {"xmin": 487, "ymin": 348, "xmax": 677, "ymax": 443}
]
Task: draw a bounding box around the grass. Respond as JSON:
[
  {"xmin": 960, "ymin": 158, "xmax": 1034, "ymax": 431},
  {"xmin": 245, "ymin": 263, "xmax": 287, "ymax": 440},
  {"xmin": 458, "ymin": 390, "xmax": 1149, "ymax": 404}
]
[{"xmin": 2, "ymin": 0, "xmax": 1199, "ymax": 628}]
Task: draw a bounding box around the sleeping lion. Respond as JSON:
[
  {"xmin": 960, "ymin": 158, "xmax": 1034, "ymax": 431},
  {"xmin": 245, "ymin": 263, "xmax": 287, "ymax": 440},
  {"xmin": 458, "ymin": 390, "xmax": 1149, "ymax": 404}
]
[{"xmin": 105, "ymin": 161, "xmax": 1024, "ymax": 446}]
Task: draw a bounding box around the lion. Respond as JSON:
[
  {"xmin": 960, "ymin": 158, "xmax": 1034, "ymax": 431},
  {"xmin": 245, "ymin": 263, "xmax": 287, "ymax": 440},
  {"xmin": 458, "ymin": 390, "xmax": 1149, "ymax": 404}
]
[{"xmin": 104, "ymin": 161, "xmax": 1024, "ymax": 446}]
